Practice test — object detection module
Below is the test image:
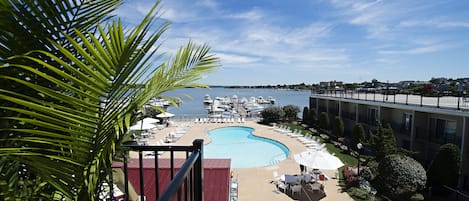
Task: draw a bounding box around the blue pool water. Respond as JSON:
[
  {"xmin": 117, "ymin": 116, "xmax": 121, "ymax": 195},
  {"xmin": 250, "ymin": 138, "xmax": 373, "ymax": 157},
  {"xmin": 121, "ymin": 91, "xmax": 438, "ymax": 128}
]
[{"xmin": 205, "ymin": 126, "xmax": 289, "ymax": 168}]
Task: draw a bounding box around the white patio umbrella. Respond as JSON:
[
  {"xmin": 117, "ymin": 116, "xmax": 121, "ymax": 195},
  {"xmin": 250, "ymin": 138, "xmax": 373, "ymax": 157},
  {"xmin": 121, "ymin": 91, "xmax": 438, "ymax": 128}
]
[
  {"xmin": 156, "ymin": 112, "xmax": 175, "ymax": 118},
  {"xmin": 129, "ymin": 118, "xmax": 159, "ymax": 130},
  {"xmin": 294, "ymin": 150, "xmax": 344, "ymax": 170},
  {"xmin": 141, "ymin": 117, "xmax": 160, "ymax": 124}
]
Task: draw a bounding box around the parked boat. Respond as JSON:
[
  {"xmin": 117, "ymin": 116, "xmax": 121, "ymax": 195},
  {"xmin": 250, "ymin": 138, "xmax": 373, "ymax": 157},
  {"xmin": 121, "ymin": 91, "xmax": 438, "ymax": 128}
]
[{"xmin": 203, "ymin": 94, "xmax": 212, "ymax": 104}]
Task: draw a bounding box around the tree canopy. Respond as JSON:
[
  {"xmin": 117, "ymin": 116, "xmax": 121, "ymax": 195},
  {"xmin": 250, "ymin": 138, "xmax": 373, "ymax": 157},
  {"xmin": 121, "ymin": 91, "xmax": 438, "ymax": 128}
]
[
  {"xmin": 260, "ymin": 106, "xmax": 285, "ymax": 124},
  {"xmin": 283, "ymin": 104, "xmax": 300, "ymax": 122}
]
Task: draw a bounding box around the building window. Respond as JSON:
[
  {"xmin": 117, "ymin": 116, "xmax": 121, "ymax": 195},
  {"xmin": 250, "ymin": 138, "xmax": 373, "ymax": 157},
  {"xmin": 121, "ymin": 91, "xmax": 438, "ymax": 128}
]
[
  {"xmin": 402, "ymin": 113, "xmax": 412, "ymax": 134},
  {"xmin": 367, "ymin": 108, "xmax": 378, "ymax": 125},
  {"xmin": 429, "ymin": 118, "xmax": 457, "ymax": 144}
]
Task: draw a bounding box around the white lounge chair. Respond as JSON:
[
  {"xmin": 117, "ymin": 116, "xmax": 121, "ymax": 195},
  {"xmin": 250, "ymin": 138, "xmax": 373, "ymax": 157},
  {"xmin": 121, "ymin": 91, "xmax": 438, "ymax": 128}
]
[{"xmin": 290, "ymin": 185, "xmax": 302, "ymax": 196}]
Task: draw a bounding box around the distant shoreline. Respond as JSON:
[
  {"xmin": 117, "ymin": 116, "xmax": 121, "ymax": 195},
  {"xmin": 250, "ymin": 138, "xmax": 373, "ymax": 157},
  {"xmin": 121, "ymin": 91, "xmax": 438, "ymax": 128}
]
[{"xmin": 208, "ymin": 85, "xmax": 312, "ymax": 90}]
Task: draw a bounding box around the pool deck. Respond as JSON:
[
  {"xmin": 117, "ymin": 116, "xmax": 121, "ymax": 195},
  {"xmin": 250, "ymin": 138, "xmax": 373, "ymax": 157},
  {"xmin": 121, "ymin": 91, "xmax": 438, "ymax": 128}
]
[{"xmin": 131, "ymin": 120, "xmax": 353, "ymax": 201}]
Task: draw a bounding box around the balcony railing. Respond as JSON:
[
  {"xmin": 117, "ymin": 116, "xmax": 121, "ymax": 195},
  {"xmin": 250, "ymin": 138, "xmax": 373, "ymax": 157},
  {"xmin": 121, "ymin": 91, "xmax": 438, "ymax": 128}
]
[
  {"xmin": 312, "ymin": 89, "xmax": 469, "ymax": 111},
  {"xmin": 442, "ymin": 185, "xmax": 469, "ymax": 201},
  {"xmin": 115, "ymin": 139, "xmax": 204, "ymax": 201}
]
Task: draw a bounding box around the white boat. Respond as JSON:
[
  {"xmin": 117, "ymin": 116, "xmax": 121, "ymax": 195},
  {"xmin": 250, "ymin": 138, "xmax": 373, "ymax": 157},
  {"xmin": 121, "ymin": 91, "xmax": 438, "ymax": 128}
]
[
  {"xmin": 232, "ymin": 95, "xmax": 238, "ymax": 103},
  {"xmin": 203, "ymin": 94, "xmax": 212, "ymax": 104},
  {"xmin": 267, "ymin": 96, "xmax": 276, "ymax": 104}
]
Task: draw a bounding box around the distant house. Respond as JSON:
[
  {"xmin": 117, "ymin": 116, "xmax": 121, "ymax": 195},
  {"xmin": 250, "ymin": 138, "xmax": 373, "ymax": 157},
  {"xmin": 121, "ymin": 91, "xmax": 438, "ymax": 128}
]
[{"xmin": 319, "ymin": 81, "xmax": 343, "ymax": 88}]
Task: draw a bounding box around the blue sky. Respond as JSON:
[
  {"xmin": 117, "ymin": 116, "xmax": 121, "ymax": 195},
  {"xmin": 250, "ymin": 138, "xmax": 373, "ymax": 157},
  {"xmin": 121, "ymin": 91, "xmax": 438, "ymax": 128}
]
[{"xmin": 116, "ymin": 0, "xmax": 469, "ymax": 85}]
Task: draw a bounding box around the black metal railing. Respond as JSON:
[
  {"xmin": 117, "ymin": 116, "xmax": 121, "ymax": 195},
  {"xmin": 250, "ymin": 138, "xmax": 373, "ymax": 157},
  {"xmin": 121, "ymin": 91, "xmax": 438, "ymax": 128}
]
[
  {"xmin": 442, "ymin": 185, "xmax": 469, "ymax": 201},
  {"xmin": 119, "ymin": 139, "xmax": 204, "ymax": 201},
  {"xmin": 312, "ymin": 89, "xmax": 469, "ymax": 111}
]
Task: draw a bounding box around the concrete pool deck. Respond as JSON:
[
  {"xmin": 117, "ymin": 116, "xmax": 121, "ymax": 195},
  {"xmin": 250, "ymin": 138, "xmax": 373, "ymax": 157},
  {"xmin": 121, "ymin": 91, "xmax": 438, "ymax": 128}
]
[{"xmin": 130, "ymin": 120, "xmax": 354, "ymax": 201}]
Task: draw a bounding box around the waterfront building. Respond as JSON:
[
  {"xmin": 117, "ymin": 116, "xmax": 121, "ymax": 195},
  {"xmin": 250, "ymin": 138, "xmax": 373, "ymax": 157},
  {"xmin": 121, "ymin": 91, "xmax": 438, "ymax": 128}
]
[{"xmin": 310, "ymin": 90, "xmax": 469, "ymax": 191}]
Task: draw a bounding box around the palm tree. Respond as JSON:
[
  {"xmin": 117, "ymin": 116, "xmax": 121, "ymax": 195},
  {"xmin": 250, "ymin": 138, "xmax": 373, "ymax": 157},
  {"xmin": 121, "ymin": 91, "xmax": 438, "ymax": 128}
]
[{"xmin": 0, "ymin": 0, "xmax": 219, "ymax": 200}]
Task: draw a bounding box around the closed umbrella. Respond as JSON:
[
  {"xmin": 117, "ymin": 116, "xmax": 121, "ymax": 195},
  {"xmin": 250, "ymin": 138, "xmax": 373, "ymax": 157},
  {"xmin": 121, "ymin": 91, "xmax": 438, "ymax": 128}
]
[{"xmin": 294, "ymin": 150, "xmax": 344, "ymax": 170}]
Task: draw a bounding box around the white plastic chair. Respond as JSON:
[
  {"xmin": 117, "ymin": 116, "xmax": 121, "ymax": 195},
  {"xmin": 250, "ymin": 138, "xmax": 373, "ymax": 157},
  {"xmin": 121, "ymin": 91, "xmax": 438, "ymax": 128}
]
[{"xmin": 290, "ymin": 185, "xmax": 302, "ymax": 196}]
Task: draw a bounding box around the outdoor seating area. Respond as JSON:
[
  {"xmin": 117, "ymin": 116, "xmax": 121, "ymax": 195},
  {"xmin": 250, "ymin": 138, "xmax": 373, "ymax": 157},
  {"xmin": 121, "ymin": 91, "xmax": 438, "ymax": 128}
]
[
  {"xmin": 267, "ymin": 124, "xmax": 345, "ymax": 200},
  {"xmin": 128, "ymin": 118, "xmax": 193, "ymax": 158},
  {"xmin": 271, "ymin": 170, "xmax": 327, "ymax": 200}
]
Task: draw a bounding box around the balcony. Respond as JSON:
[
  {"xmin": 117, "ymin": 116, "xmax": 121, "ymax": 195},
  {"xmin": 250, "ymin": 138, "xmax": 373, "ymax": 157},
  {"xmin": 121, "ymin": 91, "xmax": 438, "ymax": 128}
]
[{"xmin": 112, "ymin": 139, "xmax": 205, "ymax": 201}]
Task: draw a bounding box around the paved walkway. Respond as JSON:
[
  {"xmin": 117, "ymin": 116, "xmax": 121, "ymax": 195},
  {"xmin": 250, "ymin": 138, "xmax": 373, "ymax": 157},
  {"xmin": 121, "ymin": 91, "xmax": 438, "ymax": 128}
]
[{"xmin": 131, "ymin": 120, "xmax": 353, "ymax": 201}]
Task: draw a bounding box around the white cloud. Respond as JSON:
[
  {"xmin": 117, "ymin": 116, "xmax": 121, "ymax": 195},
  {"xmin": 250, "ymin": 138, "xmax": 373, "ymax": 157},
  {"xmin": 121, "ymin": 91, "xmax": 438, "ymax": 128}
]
[
  {"xmin": 196, "ymin": 0, "xmax": 218, "ymax": 10},
  {"xmin": 378, "ymin": 44, "xmax": 449, "ymax": 55},
  {"xmin": 400, "ymin": 20, "xmax": 469, "ymax": 28},
  {"xmin": 227, "ymin": 9, "xmax": 264, "ymax": 21},
  {"xmin": 215, "ymin": 53, "xmax": 260, "ymax": 64}
]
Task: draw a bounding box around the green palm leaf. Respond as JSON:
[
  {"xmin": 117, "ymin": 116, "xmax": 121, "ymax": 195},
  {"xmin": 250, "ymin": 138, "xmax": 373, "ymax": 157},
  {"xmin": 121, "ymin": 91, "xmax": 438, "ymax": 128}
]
[{"xmin": 0, "ymin": 0, "xmax": 219, "ymax": 200}]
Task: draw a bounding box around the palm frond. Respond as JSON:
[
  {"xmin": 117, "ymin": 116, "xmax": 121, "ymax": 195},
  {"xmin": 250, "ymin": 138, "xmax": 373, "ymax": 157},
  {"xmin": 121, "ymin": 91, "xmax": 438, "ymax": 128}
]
[{"xmin": 0, "ymin": 1, "xmax": 219, "ymax": 200}]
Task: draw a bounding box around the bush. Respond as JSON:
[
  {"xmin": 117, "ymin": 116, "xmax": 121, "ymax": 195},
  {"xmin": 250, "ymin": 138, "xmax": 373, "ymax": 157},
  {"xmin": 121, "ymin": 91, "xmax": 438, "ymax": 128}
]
[
  {"xmin": 309, "ymin": 108, "xmax": 318, "ymax": 125},
  {"xmin": 366, "ymin": 160, "xmax": 379, "ymax": 180},
  {"xmin": 260, "ymin": 106, "xmax": 284, "ymax": 124},
  {"xmin": 409, "ymin": 193, "xmax": 424, "ymax": 201},
  {"xmin": 332, "ymin": 116, "xmax": 344, "ymax": 138},
  {"xmin": 351, "ymin": 123, "xmax": 365, "ymax": 148},
  {"xmin": 347, "ymin": 187, "xmax": 371, "ymax": 201},
  {"xmin": 302, "ymin": 107, "xmax": 310, "ymax": 124},
  {"xmin": 318, "ymin": 112, "xmax": 329, "ymax": 131},
  {"xmin": 343, "ymin": 166, "xmax": 359, "ymax": 186},
  {"xmin": 376, "ymin": 154, "xmax": 427, "ymax": 200},
  {"xmin": 427, "ymin": 143, "xmax": 461, "ymax": 194},
  {"xmin": 282, "ymin": 104, "xmax": 300, "ymax": 122},
  {"xmin": 359, "ymin": 167, "xmax": 375, "ymax": 181}
]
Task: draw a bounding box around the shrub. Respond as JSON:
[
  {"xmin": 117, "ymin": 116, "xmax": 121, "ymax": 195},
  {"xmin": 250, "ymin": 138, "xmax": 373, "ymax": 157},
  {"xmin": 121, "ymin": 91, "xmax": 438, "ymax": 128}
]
[
  {"xmin": 427, "ymin": 143, "xmax": 461, "ymax": 193},
  {"xmin": 351, "ymin": 123, "xmax": 365, "ymax": 148},
  {"xmin": 359, "ymin": 167, "xmax": 375, "ymax": 181},
  {"xmin": 309, "ymin": 108, "xmax": 318, "ymax": 125},
  {"xmin": 302, "ymin": 107, "xmax": 310, "ymax": 124},
  {"xmin": 409, "ymin": 193, "xmax": 425, "ymax": 201},
  {"xmin": 376, "ymin": 154, "xmax": 427, "ymax": 200},
  {"xmin": 318, "ymin": 112, "xmax": 329, "ymax": 131},
  {"xmin": 347, "ymin": 187, "xmax": 371, "ymax": 201},
  {"xmin": 283, "ymin": 104, "xmax": 300, "ymax": 122},
  {"xmin": 260, "ymin": 106, "xmax": 284, "ymax": 124},
  {"xmin": 365, "ymin": 160, "xmax": 379, "ymax": 180},
  {"xmin": 343, "ymin": 166, "xmax": 359, "ymax": 186},
  {"xmin": 332, "ymin": 116, "xmax": 344, "ymax": 138}
]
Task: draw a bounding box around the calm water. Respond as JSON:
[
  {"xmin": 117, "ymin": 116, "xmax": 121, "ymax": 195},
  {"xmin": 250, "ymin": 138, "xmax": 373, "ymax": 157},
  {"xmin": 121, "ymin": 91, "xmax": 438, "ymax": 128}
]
[
  {"xmin": 204, "ymin": 126, "xmax": 289, "ymax": 168},
  {"xmin": 163, "ymin": 87, "xmax": 311, "ymax": 117}
]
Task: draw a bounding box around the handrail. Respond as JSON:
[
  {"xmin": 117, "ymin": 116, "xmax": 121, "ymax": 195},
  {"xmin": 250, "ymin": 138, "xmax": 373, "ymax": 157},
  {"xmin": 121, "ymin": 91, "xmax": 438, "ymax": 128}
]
[
  {"xmin": 120, "ymin": 139, "xmax": 204, "ymax": 201},
  {"xmin": 443, "ymin": 185, "xmax": 469, "ymax": 201},
  {"xmin": 311, "ymin": 89, "xmax": 469, "ymax": 112},
  {"xmin": 158, "ymin": 151, "xmax": 199, "ymax": 201},
  {"xmin": 123, "ymin": 144, "xmax": 195, "ymax": 152}
]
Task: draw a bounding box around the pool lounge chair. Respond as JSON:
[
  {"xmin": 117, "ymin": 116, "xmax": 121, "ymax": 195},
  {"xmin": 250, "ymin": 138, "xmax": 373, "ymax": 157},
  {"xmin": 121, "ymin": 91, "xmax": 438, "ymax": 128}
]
[{"xmin": 290, "ymin": 185, "xmax": 302, "ymax": 196}]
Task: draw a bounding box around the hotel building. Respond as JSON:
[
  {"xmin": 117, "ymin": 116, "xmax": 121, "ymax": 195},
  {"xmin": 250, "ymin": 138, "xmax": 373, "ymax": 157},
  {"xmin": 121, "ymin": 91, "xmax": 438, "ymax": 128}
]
[{"xmin": 310, "ymin": 90, "xmax": 469, "ymax": 191}]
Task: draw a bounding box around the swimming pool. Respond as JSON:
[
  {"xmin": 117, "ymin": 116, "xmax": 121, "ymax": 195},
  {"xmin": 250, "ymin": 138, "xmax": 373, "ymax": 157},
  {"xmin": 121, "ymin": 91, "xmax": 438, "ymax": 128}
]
[{"xmin": 205, "ymin": 126, "xmax": 289, "ymax": 168}]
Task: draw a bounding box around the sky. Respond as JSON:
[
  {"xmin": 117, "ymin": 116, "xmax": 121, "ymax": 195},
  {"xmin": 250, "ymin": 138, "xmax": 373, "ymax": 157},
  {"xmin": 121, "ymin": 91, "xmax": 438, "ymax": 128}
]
[{"xmin": 115, "ymin": 0, "xmax": 469, "ymax": 85}]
